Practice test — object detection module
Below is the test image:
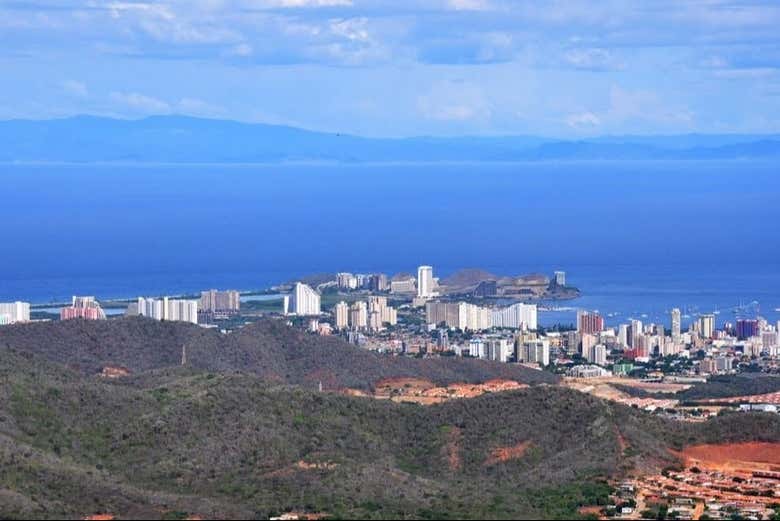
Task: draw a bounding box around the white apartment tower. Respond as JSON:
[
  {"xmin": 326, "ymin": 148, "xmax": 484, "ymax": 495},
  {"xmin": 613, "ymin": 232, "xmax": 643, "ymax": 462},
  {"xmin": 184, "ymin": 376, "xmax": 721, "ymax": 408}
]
[
  {"xmin": 417, "ymin": 265, "xmax": 434, "ymax": 298},
  {"xmin": 290, "ymin": 283, "xmax": 321, "ymax": 316},
  {"xmin": 671, "ymin": 308, "xmax": 681, "ymax": 341},
  {"xmin": 699, "ymin": 314, "xmax": 715, "ymax": 339},
  {"xmin": 349, "ymin": 301, "xmax": 368, "ymax": 329},
  {"xmin": 334, "ymin": 301, "xmax": 349, "ymax": 329}
]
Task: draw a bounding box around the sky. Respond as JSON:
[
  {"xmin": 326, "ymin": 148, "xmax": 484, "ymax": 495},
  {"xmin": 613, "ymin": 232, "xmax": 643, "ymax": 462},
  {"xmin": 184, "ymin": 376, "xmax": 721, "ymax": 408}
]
[{"xmin": 2, "ymin": 0, "xmax": 780, "ymax": 137}]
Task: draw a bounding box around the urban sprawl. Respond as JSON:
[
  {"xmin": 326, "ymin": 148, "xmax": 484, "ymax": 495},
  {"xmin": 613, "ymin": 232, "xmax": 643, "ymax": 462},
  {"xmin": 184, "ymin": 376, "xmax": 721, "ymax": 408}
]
[{"xmin": 2, "ymin": 266, "xmax": 778, "ymax": 396}]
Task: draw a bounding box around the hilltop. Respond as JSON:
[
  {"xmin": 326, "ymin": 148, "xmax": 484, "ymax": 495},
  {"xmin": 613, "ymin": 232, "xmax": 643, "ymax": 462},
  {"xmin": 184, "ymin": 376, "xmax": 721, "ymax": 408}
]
[{"xmin": 0, "ymin": 317, "xmax": 559, "ymax": 390}]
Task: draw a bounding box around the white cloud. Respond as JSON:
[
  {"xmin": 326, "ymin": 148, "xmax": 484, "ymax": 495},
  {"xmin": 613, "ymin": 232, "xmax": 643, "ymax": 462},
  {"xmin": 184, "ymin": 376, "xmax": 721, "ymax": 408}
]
[
  {"xmin": 110, "ymin": 91, "xmax": 171, "ymax": 114},
  {"xmin": 329, "ymin": 18, "xmax": 370, "ymax": 42},
  {"xmin": 176, "ymin": 97, "xmax": 224, "ymax": 117},
  {"xmin": 447, "ymin": 0, "xmax": 492, "ymax": 11},
  {"xmin": 566, "ymin": 111, "xmax": 601, "ymax": 128}
]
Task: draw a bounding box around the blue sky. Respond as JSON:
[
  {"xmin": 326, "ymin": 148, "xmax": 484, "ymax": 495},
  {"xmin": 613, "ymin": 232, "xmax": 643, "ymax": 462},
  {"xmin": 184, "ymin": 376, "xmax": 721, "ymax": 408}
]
[{"xmin": 2, "ymin": 0, "xmax": 780, "ymax": 137}]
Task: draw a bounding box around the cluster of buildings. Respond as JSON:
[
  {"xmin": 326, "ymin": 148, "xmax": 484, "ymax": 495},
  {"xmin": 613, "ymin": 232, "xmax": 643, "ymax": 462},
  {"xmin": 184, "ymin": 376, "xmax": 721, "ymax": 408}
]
[
  {"xmin": 60, "ymin": 296, "xmax": 106, "ymax": 321},
  {"xmin": 557, "ymin": 308, "xmax": 780, "ymax": 376},
  {"xmin": 336, "ymin": 272, "xmax": 389, "ymax": 292},
  {"xmin": 199, "ymin": 289, "xmax": 240, "ymax": 319},
  {"xmin": 1, "ymin": 289, "xmax": 243, "ymax": 328},
  {"xmin": 623, "ymin": 465, "xmax": 780, "ymax": 521},
  {"xmin": 133, "ymin": 289, "xmax": 241, "ymax": 325},
  {"xmin": 388, "ymin": 265, "xmax": 440, "ymax": 301},
  {"xmin": 430, "ymin": 333, "xmax": 550, "ymax": 366},
  {"xmin": 333, "ymin": 296, "xmax": 398, "ymax": 332},
  {"xmin": 136, "ymin": 296, "xmax": 199, "ymax": 324}
]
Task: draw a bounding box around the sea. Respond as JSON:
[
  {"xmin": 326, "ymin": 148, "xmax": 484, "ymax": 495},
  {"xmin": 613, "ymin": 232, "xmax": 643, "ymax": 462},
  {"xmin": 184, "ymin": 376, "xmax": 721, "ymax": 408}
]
[{"xmin": 1, "ymin": 160, "xmax": 779, "ymax": 329}]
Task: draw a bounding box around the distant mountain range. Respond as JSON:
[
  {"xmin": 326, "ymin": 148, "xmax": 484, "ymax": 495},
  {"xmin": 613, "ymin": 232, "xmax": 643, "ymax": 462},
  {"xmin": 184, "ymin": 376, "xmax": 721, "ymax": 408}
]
[{"xmin": 1, "ymin": 114, "xmax": 779, "ymax": 163}]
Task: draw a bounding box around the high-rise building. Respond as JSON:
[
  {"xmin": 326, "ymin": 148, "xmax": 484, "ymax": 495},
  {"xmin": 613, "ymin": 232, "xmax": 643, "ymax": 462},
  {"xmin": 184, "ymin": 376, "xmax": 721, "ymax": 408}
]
[
  {"xmin": 618, "ymin": 324, "xmax": 629, "ymax": 347},
  {"xmin": 199, "ymin": 289, "xmax": 240, "ymax": 315},
  {"xmin": 289, "ymin": 283, "xmax": 321, "ymax": 316},
  {"xmin": 577, "ymin": 310, "xmax": 604, "ymax": 335},
  {"xmin": 349, "ymin": 301, "xmax": 367, "ymax": 329},
  {"xmin": 138, "ymin": 297, "xmax": 165, "ymax": 320},
  {"xmin": 699, "ymin": 314, "xmax": 715, "ymax": 339},
  {"xmin": 0, "ymin": 301, "xmax": 31, "ymax": 324},
  {"xmin": 367, "ymin": 295, "xmax": 386, "ymax": 314},
  {"xmin": 492, "ymin": 303, "xmax": 537, "ymax": 330},
  {"xmin": 383, "ymin": 306, "xmax": 398, "ymax": 326},
  {"xmin": 486, "ymin": 338, "xmax": 512, "ymax": 362},
  {"xmin": 138, "ymin": 297, "xmax": 198, "ymax": 324},
  {"xmin": 565, "ymin": 330, "xmax": 581, "ymax": 354},
  {"xmin": 426, "ymin": 301, "xmax": 490, "ymax": 331},
  {"xmin": 368, "ymin": 310, "xmax": 383, "ymax": 332},
  {"xmin": 368, "ymin": 273, "xmax": 389, "ymax": 292},
  {"xmin": 336, "ymin": 273, "xmax": 358, "ymax": 290},
  {"xmin": 628, "ymin": 319, "xmax": 643, "ymax": 347},
  {"xmin": 671, "ymin": 308, "xmax": 681, "ymax": 341},
  {"xmin": 554, "ymin": 271, "xmax": 566, "ymax": 286},
  {"xmin": 165, "ymin": 298, "xmax": 199, "ymax": 324},
  {"xmin": 334, "ymin": 301, "xmax": 349, "ymax": 329},
  {"xmin": 521, "ymin": 340, "xmax": 550, "ymax": 366},
  {"xmin": 588, "ymin": 344, "xmax": 607, "ymax": 366},
  {"xmin": 60, "ymin": 296, "xmax": 106, "ymax": 321},
  {"xmin": 736, "ymin": 319, "xmax": 760, "ymax": 340},
  {"xmin": 417, "ymin": 265, "xmax": 434, "ymax": 298},
  {"xmin": 427, "ymin": 301, "xmax": 536, "ymax": 332},
  {"xmin": 580, "ymin": 333, "xmax": 597, "ymax": 359}
]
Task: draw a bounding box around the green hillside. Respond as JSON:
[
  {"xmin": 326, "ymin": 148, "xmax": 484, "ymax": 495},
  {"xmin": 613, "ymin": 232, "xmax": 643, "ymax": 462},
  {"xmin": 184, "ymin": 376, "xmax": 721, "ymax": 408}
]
[{"xmin": 1, "ymin": 320, "xmax": 779, "ymax": 519}]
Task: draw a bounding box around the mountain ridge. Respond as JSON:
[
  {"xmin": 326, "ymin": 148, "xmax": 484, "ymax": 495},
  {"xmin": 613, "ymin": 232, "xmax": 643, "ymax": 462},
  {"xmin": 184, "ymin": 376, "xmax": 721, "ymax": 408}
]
[{"xmin": 2, "ymin": 114, "xmax": 779, "ymax": 163}]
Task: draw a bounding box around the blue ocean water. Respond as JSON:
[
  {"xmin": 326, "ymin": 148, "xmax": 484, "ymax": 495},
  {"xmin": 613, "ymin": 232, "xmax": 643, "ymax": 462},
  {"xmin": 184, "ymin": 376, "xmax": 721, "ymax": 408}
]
[{"xmin": 1, "ymin": 160, "xmax": 778, "ymax": 327}]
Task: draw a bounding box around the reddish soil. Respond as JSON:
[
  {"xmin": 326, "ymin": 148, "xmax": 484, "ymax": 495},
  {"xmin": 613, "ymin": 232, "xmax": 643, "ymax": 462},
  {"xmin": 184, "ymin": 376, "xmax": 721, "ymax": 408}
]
[
  {"xmin": 295, "ymin": 460, "xmax": 338, "ymax": 471},
  {"xmin": 83, "ymin": 516, "xmax": 115, "ymax": 521},
  {"xmin": 677, "ymin": 442, "xmax": 780, "ymax": 472},
  {"xmin": 577, "ymin": 505, "xmax": 603, "ymax": 516},
  {"xmin": 100, "ymin": 366, "xmax": 130, "ymax": 378},
  {"xmin": 485, "ymin": 441, "xmax": 532, "ymax": 466},
  {"xmin": 700, "ymin": 391, "xmax": 780, "ymax": 405},
  {"xmin": 614, "ymin": 426, "xmax": 628, "ymax": 453}
]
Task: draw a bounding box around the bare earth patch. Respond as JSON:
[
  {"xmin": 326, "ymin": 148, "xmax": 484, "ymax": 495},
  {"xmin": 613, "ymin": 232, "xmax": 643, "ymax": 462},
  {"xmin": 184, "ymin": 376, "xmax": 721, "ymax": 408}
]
[
  {"xmin": 485, "ymin": 441, "xmax": 532, "ymax": 466},
  {"xmin": 677, "ymin": 442, "xmax": 780, "ymax": 472},
  {"xmin": 360, "ymin": 378, "xmax": 528, "ymax": 405}
]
